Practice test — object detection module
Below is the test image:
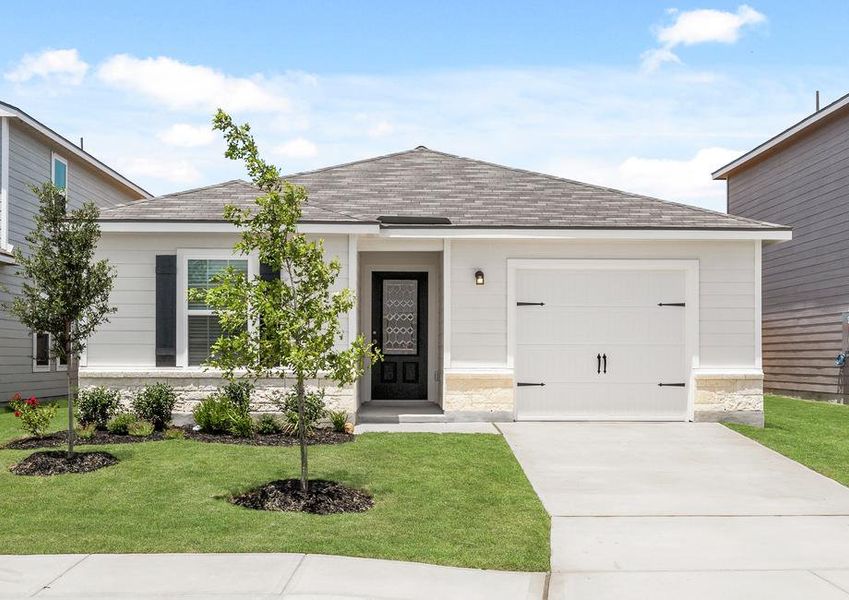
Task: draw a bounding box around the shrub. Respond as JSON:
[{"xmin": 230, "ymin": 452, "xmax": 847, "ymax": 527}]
[
  {"xmin": 106, "ymin": 412, "xmax": 136, "ymax": 435},
  {"xmin": 228, "ymin": 413, "xmax": 254, "ymax": 438},
  {"xmin": 192, "ymin": 394, "xmax": 232, "ymax": 434},
  {"xmin": 164, "ymin": 427, "xmax": 185, "ymax": 440},
  {"xmin": 132, "ymin": 383, "xmax": 176, "ymax": 431},
  {"xmin": 76, "ymin": 387, "xmax": 120, "ymax": 430},
  {"xmin": 9, "ymin": 393, "xmax": 57, "ymax": 438},
  {"xmin": 327, "ymin": 410, "xmax": 348, "ymax": 433},
  {"xmin": 276, "ymin": 388, "xmax": 326, "ymax": 435},
  {"xmin": 222, "ymin": 381, "xmax": 253, "ymax": 416},
  {"xmin": 76, "ymin": 423, "xmax": 96, "ymax": 440},
  {"xmin": 128, "ymin": 420, "xmax": 154, "ymax": 437},
  {"xmin": 255, "ymin": 413, "xmax": 283, "ymax": 435}
]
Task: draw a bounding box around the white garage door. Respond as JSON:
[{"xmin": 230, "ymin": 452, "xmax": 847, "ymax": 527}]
[{"xmin": 515, "ymin": 267, "xmax": 689, "ymax": 420}]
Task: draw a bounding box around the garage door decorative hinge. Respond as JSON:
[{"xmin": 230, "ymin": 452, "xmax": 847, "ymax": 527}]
[
  {"xmin": 657, "ymin": 382, "xmax": 686, "ymax": 387},
  {"xmin": 517, "ymin": 301, "xmax": 545, "ymax": 306},
  {"xmin": 657, "ymin": 302, "xmax": 686, "ymax": 307},
  {"xmin": 517, "ymin": 382, "xmax": 546, "ymax": 387}
]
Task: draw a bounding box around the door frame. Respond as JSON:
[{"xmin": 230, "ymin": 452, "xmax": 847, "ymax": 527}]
[
  {"xmin": 506, "ymin": 258, "xmax": 700, "ymax": 421},
  {"xmin": 360, "ymin": 260, "xmax": 440, "ymax": 404}
]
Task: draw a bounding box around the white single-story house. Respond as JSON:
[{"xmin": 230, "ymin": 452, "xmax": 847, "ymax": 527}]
[{"xmin": 80, "ymin": 147, "xmax": 791, "ymax": 426}]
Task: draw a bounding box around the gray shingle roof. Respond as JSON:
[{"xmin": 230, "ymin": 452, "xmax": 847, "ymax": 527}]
[{"xmin": 99, "ymin": 147, "xmax": 788, "ymax": 230}]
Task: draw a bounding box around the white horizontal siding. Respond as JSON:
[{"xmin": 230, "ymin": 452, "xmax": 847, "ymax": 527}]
[
  {"xmin": 449, "ymin": 239, "xmax": 757, "ymax": 369},
  {"xmin": 86, "ymin": 232, "xmax": 350, "ymax": 368}
]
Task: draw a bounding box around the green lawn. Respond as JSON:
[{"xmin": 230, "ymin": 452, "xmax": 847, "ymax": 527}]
[
  {"xmin": 0, "ymin": 406, "xmax": 549, "ymax": 571},
  {"xmin": 727, "ymin": 394, "xmax": 849, "ymax": 487}
]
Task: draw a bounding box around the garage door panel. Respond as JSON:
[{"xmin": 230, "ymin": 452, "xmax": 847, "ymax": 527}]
[{"xmin": 515, "ymin": 265, "xmax": 689, "ymax": 421}]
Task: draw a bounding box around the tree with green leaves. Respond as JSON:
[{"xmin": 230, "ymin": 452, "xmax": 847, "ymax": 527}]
[
  {"xmin": 8, "ymin": 183, "xmax": 116, "ymax": 456},
  {"xmin": 194, "ymin": 110, "xmax": 379, "ymax": 493}
]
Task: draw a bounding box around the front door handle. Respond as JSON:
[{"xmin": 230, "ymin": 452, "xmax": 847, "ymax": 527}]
[
  {"xmin": 597, "ymin": 353, "xmax": 601, "ymax": 374},
  {"xmin": 602, "ymin": 353, "xmax": 607, "ymax": 374}
]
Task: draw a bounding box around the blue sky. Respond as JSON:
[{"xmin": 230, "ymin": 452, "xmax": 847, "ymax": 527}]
[{"xmin": 2, "ymin": 1, "xmax": 848, "ymax": 210}]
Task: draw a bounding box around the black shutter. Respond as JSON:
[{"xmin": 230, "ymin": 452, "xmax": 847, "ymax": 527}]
[
  {"xmin": 155, "ymin": 255, "xmax": 177, "ymax": 367},
  {"xmin": 260, "ymin": 262, "xmax": 278, "ymax": 283}
]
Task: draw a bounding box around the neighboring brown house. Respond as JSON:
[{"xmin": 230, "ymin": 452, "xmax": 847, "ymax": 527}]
[{"xmin": 716, "ymin": 91, "xmax": 849, "ymax": 402}]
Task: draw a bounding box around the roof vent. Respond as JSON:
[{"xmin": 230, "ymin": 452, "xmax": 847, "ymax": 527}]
[
  {"xmin": 377, "ymin": 215, "xmax": 451, "ymax": 225},
  {"xmin": 414, "ymin": 145, "xmax": 429, "ymax": 150}
]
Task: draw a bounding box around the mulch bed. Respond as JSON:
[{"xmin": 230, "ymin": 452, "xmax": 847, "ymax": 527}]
[
  {"xmin": 3, "ymin": 428, "xmax": 353, "ymax": 450},
  {"xmin": 10, "ymin": 450, "xmax": 118, "ymax": 476},
  {"xmin": 230, "ymin": 479, "xmax": 374, "ymax": 514}
]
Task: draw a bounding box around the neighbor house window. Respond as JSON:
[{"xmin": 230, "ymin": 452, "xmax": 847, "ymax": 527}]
[
  {"xmin": 185, "ymin": 257, "xmax": 249, "ymax": 366},
  {"xmin": 32, "ymin": 332, "xmax": 51, "ymax": 372},
  {"xmin": 51, "ymin": 153, "xmax": 68, "ymax": 192}
]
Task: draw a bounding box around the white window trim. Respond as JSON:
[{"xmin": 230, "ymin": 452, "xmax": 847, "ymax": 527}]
[
  {"xmin": 176, "ymin": 249, "xmax": 257, "ymax": 368},
  {"xmin": 56, "ymin": 352, "xmax": 68, "ymax": 372},
  {"xmin": 32, "ymin": 332, "xmax": 52, "ymax": 373},
  {"xmin": 51, "ymin": 152, "xmax": 68, "ymax": 191}
]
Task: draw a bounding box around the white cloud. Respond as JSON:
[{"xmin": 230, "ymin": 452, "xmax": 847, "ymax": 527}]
[
  {"xmin": 274, "ymin": 137, "xmax": 318, "ymax": 158},
  {"xmin": 368, "ymin": 120, "xmax": 394, "ymax": 137},
  {"xmin": 117, "ymin": 157, "xmax": 202, "ymax": 185},
  {"xmin": 642, "ymin": 5, "xmax": 766, "ymax": 72},
  {"xmin": 5, "ymin": 48, "xmax": 89, "ymax": 85},
  {"xmin": 158, "ymin": 123, "xmax": 217, "ymax": 147},
  {"xmin": 97, "ymin": 54, "xmax": 288, "ymax": 112}
]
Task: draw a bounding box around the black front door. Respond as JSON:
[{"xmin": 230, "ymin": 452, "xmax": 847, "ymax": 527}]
[{"xmin": 371, "ymin": 272, "xmax": 428, "ymax": 400}]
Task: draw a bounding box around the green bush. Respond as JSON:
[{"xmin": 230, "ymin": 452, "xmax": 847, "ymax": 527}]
[
  {"xmin": 276, "ymin": 388, "xmax": 327, "ymax": 435},
  {"xmin": 107, "ymin": 412, "xmax": 136, "ymax": 435},
  {"xmin": 163, "ymin": 427, "xmax": 185, "ymax": 440},
  {"xmin": 222, "ymin": 381, "xmax": 253, "ymax": 415},
  {"xmin": 76, "ymin": 423, "xmax": 96, "ymax": 440},
  {"xmin": 255, "ymin": 413, "xmax": 283, "ymax": 435},
  {"xmin": 9, "ymin": 394, "xmax": 57, "ymax": 438},
  {"xmin": 192, "ymin": 394, "xmax": 232, "ymax": 434},
  {"xmin": 76, "ymin": 387, "xmax": 120, "ymax": 430},
  {"xmin": 327, "ymin": 410, "xmax": 348, "ymax": 433},
  {"xmin": 128, "ymin": 420, "xmax": 154, "ymax": 437},
  {"xmin": 132, "ymin": 383, "xmax": 176, "ymax": 431},
  {"xmin": 227, "ymin": 413, "xmax": 254, "ymax": 438}
]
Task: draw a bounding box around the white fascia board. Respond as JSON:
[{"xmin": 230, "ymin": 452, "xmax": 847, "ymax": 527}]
[
  {"xmin": 0, "ymin": 117, "xmax": 9, "ymax": 253},
  {"xmin": 713, "ymin": 94, "xmax": 849, "ymax": 179},
  {"xmin": 0, "ymin": 104, "xmax": 151, "ymax": 198},
  {"xmin": 378, "ymin": 227, "xmax": 793, "ymax": 242},
  {"xmin": 98, "ymin": 221, "xmax": 381, "ymax": 235}
]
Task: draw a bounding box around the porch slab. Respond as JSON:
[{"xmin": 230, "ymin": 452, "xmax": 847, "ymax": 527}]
[
  {"xmin": 357, "ymin": 400, "xmax": 445, "ymax": 424},
  {"xmin": 356, "ymin": 422, "xmax": 500, "ymax": 433}
]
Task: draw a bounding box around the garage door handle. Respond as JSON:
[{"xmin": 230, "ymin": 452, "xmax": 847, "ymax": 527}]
[
  {"xmin": 658, "ymin": 302, "xmax": 686, "ymax": 307},
  {"xmin": 597, "ymin": 354, "xmax": 601, "ymax": 374},
  {"xmin": 517, "ymin": 382, "xmax": 545, "ymax": 387},
  {"xmin": 517, "ymin": 301, "xmax": 545, "ymax": 306},
  {"xmin": 658, "ymin": 383, "xmax": 686, "ymax": 387},
  {"xmin": 602, "ymin": 353, "xmax": 607, "ymax": 374}
]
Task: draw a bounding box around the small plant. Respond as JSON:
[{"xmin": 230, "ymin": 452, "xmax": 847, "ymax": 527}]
[
  {"xmin": 192, "ymin": 394, "xmax": 232, "ymax": 434},
  {"xmin": 222, "ymin": 381, "xmax": 253, "ymax": 416},
  {"xmin": 76, "ymin": 423, "xmax": 96, "ymax": 440},
  {"xmin": 76, "ymin": 386, "xmax": 120, "ymax": 430},
  {"xmin": 9, "ymin": 393, "xmax": 57, "ymax": 438},
  {"xmin": 328, "ymin": 410, "xmax": 348, "ymax": 433},
  {"xmin": 106, "ymin": 412, "xmax": 136, "ymax": 435},
  {"xmin": 128, "ymin": 420, "xmax": 154, "ymax": 437},
  {"xmin": 227, "ymin": 412, "xmax": 254, "ymax": 438},
  {"xmin": 163, "ymin": 427, "xmax": 185, "ymax": 440},
  {"xmin": 276, "ymin": 388, "xmax": 327, "ymax": 436},
  {"xmin": 255, "ymin": 414, "xmax": 283, "ymax": 435},
  {"xmin": 132, "ymin": 383, "xmax": 176, "ymax": 431}
]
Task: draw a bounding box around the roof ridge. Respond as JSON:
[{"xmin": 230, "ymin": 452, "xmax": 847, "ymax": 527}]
[{"xmin": 281, "ymin": 147, "xmax": 430, "ymax": 178}]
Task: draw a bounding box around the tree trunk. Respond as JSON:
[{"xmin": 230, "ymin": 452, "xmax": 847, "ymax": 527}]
[
  {"xmin": 66, "ymin": 331, "xmax": 76, "ymax": 457},
  {"xmin": 296, "ymin": 374, "xmax": 308, "ymax": 493}
]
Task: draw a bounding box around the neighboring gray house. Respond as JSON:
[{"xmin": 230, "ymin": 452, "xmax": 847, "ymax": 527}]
[
  {"xmin": 716, "ymin": 91, "xmax": 849, "ymax": 402},
  {"xmin": 81, "ymin": 147, "xmax": 789, "ymax": 425},
  {"xmin": 0, "ymin": 101, "xmax": 150, "ymax": 402}
]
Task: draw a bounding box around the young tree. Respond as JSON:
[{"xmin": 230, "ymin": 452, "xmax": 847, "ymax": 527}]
[
  {"xmin": 196, "ymin": 110, "xmax": 378, "ymax": 493},
  {"xmin": 8, "ymin": 183, "xmax": 116, "ymax": 456}
]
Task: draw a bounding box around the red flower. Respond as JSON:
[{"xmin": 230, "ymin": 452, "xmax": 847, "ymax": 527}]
[
  {"xmin": 26, "ymin": 396, "xmax": 38, "ymax": 406},
  {"xmin": 14, "ymin": 411, "xmax": 21, "ymax": 418},
  {"xmin": 11, "ymin": 392, "xmax": 21, "ymax": 402}
]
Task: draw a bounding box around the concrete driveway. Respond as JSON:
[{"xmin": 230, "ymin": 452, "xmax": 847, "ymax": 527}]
[{"xmin": 500, "ymin": 422, "xmax": 849, "ymax": 600}]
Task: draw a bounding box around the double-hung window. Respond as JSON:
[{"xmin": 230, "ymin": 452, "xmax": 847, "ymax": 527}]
[
  {"xmin": 182, "ymin": 254, "xmax": 251, "ymax": 367},
  {"xmin": 51, "ymin": 153, "xmax": 68, "ymax": 192},
  {"xmin": 32, "ymin": 332, "xmax": 51, "ymax": 372}
]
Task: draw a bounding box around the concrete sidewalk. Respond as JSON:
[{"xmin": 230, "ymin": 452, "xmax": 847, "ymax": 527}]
[{"xmin": 0, "ymin": 553, "xmax": 547, "ymax": 600}]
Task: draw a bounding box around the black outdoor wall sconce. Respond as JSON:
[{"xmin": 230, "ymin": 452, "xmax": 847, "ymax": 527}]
[{"xmin": 475, "ymin": 270, "xmax": 485, "ymax": 285}]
